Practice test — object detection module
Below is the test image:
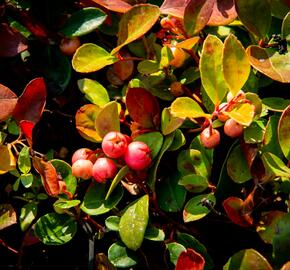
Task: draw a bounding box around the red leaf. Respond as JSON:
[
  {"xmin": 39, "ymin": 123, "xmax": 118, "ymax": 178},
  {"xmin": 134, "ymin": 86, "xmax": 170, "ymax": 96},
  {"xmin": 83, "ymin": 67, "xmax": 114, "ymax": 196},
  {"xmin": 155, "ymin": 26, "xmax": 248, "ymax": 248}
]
[
  {"xmin": 19, "ymin": 120, "xmax": 35, "ymax": 147},
  {"xmin": 0, "ymin": 83, "xmax": 18, "ymax": 121},
  {"xmin": 13, "ymin": 78, "xmax": 47, "ymax": 124},
  {"xmin": 176, "ymin": 248, "xmax": 205, "ymax": 270},
  {"xmin": 126, "ymin": 88, "xmax": 160, "ymax": 129},
  {"xmin": 89, "ymin": 0, "xmax": 132, "ymax": 13},
  {"xmin": 0, "ymin": 23, "xmax": 28, "ymax": 57},
  {"xmin": 160, "ymin": 0, "xmax": 190, "ymax": 18},
  {"xmin": 223, "ymin": 197, "xmax": 253, "ymax": 227}
]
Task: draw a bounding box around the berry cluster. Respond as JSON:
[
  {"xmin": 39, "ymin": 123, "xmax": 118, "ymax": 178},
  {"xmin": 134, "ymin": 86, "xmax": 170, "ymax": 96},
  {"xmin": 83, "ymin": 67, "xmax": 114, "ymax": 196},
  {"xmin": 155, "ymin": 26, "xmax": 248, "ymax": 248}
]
[{"xmin": 71, "ymin": 131, "xmax": 152, "ymax": 183}]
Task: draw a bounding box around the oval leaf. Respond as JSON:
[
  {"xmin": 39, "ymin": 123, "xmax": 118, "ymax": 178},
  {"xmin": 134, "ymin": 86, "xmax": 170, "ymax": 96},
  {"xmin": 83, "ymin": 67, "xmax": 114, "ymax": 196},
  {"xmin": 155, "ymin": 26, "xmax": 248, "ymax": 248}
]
[
  {"xmin": 161, "ymin": 108, "xmax": 184, "ymax": 135},
  {"xmin": 179, "ymin": 174, "xmax": 209, "ymax": 193},
  {"xmin": 0, "ymin": 83, "xmax": 18, "ymax": 121},
  {"xmin": 20, "ymin": 202, "xmax": 37, "ymax": 231},
  {"xmin": 0, "ymin": 144, "xmax": 16, "ymax": 173},
  {"xmin": 160, "ymin": 0, "xmax": 187, "ymax": 18},
  {"xmin": 90, "ymin": 0, "xmax": 132, "ymax": 13},
  {"xmin": 176, "ymin": 248, "xmax": 205, "ymax": 270},
  {"xmin": 224, "ymin": 103, "xmax": 255, "ymax": 126},
  {"xmin": 119, "ymin": 195, "xmax": 149, "ymax": 251},
  {"xmin": 278, "ymin": 105, "xmax": 290, "ymax": 160},
  {"xmin": 0, "ymin": 204, "xmax": 17, "ymax": 230},
  {"xmin": 166, "ymin": 242, "xmax": 186, "ymax": 265}
]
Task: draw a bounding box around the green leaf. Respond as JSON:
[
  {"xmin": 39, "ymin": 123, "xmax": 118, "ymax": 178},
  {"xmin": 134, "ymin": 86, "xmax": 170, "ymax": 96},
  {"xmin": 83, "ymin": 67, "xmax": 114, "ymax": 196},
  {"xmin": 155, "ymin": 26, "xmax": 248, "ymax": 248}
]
[
  {"xmin": 53, "ymin": 199, "xmax": 81, "ymax": 210},
  {"xmin": 0, "ymin": 204, "xmax": 17, "ymax": 230},
  {"xmin": 278, "ymin": 105, "xmax": 290, "ymax": 160},
  {"xmin": 244, "ymin": 120, "xmax": 266, "ymax": 144},
  {"xmin": 77, "ymin": 78, "xmax": 109, "ymax": 106},
  {"xmin": 60, "ymin": 8, "xmax": 107, "ymax": 37},
  {"xmin": 224, "ymin": 103, "xmax": 255, "ymax": 126},
  {"xmin": 144, "ymin": 225, "xmax": 165, "ymax": 241},
  {"xmin": 166, "ymin": 242, "xmax": 186, "ymax": 266},
  {"xmin": 246, "ymin": 46, "xmax": 290, "ymax": 83},
  {"xmin": 161, "ymin": 108, "xmax": 184, "ymax": 136},
  {"xmin": 18, "ymin": 145, "xmax": 31, "ymax": 174},
  {"xmin": 171, "ymin": 97, "xmax": 209, "ymax": 119},
  {"xmin": 108, "ymin": 242, "xmax": 138, "ymax": 268},
  {"xmin": 34, "ymin": 213, "xmax": 77, "ymax": 245},
  {"xmin": 72, "ymin": 43, "xmax": 117, "ymax": 73},
  {"xmin": 168, "ymin": 129, "xmax": 186, "ymax": 151},
  {"xmin": 200, "ymin": 35, "xmax": 229, "ymax": 105},
  {"xmin": 282, "ymin": 12, "xmax": 290, "ymax": 40},
  {"xmin": 20, "ymin": 173, "xmax": 34, "ymax": 188},
  {"xmin": 119, "ymin": 195, "xmax": 149, "ymax": 251},
  {"xmin": 223, "ymin": 34, "xmax": 250, "ymax": 96},
  {"xmin": 81, "ymin": 182, "xmax": 123, "ymax": 216},
  {"xmin": 262, "ymin": 98, "xmax": 290, "ymax": 112},
  {"xmin": 95, "ymin": 101, "xmax": 120, "ymax": 138},
  {"xmin": 134, "ymin": 132, "xmax": 163, "ymax": 159},
  {"xmin": 223, "ymin": 249, "xmax": 273, "ymax": 270},
  {"xmin": 160, "ymin": 45, "xmax": 173, "ymax": 67},
  {"xmin": 183, "ymin": 193, "xmax": 216, "ymax": 223},
  {"xmin": 227, "ymin": 145, "xmax": 251, "ymax": 183},
  {"xmin": 111, "ymin": 4, "xmax": 160, "ymax": 55},
  {"xmin": 157, "ymin": 172, "xmax": 187, "ymax": 212},
  {"xmin": 180, "ymin": 67, "xmax": 200, "ymax": 85},
  {"xmin": 20, "ymin": 202, "xmax": 37, "ymax": 231},
  {"xmin": 262, "ymin": 152, "xmax": 290, "ymax": 179},
  {"xmin": 235, "ymin": 0, "xmax": 271, "ymax": 38},
  {"xmin": 137, "ymin": 60, "xmax": 160, "ymax": 75},
  {"xmin": 178, "ymin": 174, "xmax": 209, "ymax": 193},
  {"xmin": 105, "ymin": 216, "xmax": 120, "ymax": 231}
]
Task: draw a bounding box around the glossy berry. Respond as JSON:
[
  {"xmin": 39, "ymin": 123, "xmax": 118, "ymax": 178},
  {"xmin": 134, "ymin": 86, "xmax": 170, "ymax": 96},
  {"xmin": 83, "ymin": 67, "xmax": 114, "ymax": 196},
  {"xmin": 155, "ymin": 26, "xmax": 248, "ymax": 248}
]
[
  {"xmin": 92, "ymin": 158, "xmax": 117, "ymax": 183},
  {"xmin": 200, "ymin": 127, "xmax": 220, "ymax": 149},
  {"xmin": 59, "ymin": 37, "xmax": 81, "ymax": 56},
  {"xmin": 71, "ymin": 148, "xmax": 97, "ymax": 164},
  {"xmin": 124, "ymin": 141, "xmax": 152, "ymax": 171},
  {"xmin": 169, "ymin": 47, "xmax": 188, "ymax": 68},
  {"xmin": 102, "ymin": 131, "xmax": 128, "ymax": 158},
  {"xmin": 224, "ymin": 119, "xmax": 244, "ymax": 138},
  {"xmin": 72, "ymin": 159, "xmax": 93, "ymax": 180}
]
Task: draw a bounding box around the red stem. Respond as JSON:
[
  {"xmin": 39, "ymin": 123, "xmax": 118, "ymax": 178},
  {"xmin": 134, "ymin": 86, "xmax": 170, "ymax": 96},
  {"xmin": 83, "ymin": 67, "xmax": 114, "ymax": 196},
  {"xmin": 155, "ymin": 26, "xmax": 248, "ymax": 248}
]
[{"xmin": 0, "ymin": 239, "xmax": 19, "ymax": 254}]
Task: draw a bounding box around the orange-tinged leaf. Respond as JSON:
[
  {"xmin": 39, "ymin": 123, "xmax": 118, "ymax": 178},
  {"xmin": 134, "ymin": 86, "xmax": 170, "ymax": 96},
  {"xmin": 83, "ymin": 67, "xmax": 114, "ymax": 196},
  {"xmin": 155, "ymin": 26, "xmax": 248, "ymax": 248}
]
[
  {"xmin": 75, "ymin": 104, "xmax": 102, "ymax": 142},
  {"xmin": 175, "ymin": 248, "xmax": 205, "ymax": 270},
  {"xmin": 246, "ymin": 46, "xmax": 290, "ymax": 83},
  {"xmin": 13, "ymin": 77, "xmax": 47, "ymax": 124},
  {"xmin": 90, "ymin": 0, "xmax": 132, "ymax": 13},
  {"xmin": 160, "ymin": 0, "xmax": 188, "ymax": 18},
  {"xmin": 223, "ymin": 34, "xmax": 250, "ymax": 96},
  {"xmin": 113, "ymin": 50, "xmax": 134, "ymax": 81},
  {"xmin": 224, "ymin": 103, "xmax": 255, "ymax": 126},
  {"xmin": 176, "ymin": 36, "xmax": 200, "ymax": 50},
  {"xmin": 0, "ymin": 144, "xmax": 16, "ymax": 173},
  {"xmin": 111, "ymin": 4, "xmax": 160, "ymax": 55},
  {"xmin": 200, "ymin": 35, "xmax": 229, "ymax": 106},
  {"xmin": 207, "ymin": 0, "xmax": 237, "ymax": 26},
  {"xmin": 281, "ymin": 262, "xmax": 290, "ymax": 270},
  {"xmin": 278, "ymin": 105, "xmax": 290, "ymax": 160},
  {"xmin": 0, "ymin": 83, "xmax": 18, "ymax": 121}
]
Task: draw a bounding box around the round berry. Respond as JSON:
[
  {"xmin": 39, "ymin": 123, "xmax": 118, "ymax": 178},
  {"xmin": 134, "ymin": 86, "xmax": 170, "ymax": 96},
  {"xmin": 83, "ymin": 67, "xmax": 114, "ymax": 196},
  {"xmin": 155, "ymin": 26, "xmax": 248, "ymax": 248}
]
[
  {"xmin": 102, "ymin": 131, "xmax": 128, "ymax": 158},
  {"xmin": 72, "ymin": 159, "xmax": 93, "ymax": 180},
  {"xmin": 124, "ymin": 141, "xmax": 152, "ymax": 171},
  {"xmin": 59, "ymin": 37, "xmax": 81, "ymax": 56},
  {"xmin": 200, "ymin": 127, "xmax": 220, "ymax": 149},
  {"xmin": 92, "ymin": 158, "xmax": 117, "ymax": 183},
  {"xmin": 224, "ymin": 119, "xmax": 244, "ymax": 138},
  {"xmin": 71, "ymin": 148, "xmax": 97, "ymax": 164}
]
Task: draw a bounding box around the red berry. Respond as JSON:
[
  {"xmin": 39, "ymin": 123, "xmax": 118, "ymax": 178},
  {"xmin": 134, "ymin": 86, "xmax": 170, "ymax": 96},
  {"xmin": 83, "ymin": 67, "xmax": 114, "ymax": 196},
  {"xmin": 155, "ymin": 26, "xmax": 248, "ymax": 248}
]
[
  {"xmin": 102, "ymin": 131, "xmax": 128, "ymax": 158},
  {"xmin": 92, "ymin": 158, "xmax": 117, "ymax": 183},
  {"xmin": 224, "ymin": 119, "xmax": 244, "ymax": 138},
  {"xmin": 59, "ymin": 37, "xmax": 81, "ymax": 56},
  {"xmin": 71, "ymin": 148, "xmax": 97, "ymax": 164},
  {"xmin": 72, "ymin": 159, "xmax": 93, "ymax": 180},
  {"xmin": 200, "ymin": 127, "xmax": 220, "ymax": 149},
  {"xmin": 124, "ymin": 141, "xmax": 152, "ymax": 171}
]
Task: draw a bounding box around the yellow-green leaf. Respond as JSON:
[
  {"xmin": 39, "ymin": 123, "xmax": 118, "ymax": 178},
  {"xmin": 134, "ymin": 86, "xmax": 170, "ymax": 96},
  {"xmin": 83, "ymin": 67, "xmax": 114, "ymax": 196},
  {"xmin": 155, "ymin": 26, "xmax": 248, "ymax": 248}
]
[
  {"xmin": 278, "ymin": 105, "xmax": 290, "ymax": 160},
  {"xmin": 282, "ymin": 12, "xmax": 290, "ymax": 41},
  {"xmin": 223, "ymin": 34, "xmax": 250, "ymax": 96},
  {"xmin": 0, "ymin": 144, "xmax": 16, "ymax": 173},
  {"xmin": 224, "ymin": 103, "xmax": 255, "ymax": 126}
]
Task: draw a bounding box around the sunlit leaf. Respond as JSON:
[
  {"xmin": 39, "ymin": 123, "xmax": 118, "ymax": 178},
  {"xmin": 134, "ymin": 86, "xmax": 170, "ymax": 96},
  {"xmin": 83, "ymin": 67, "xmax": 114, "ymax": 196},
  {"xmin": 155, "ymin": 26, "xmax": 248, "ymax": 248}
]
[
  {"xmin": 0, "ymin": 144, "xmax": 16, "ymax": 173},
  {"xmin": 0, "ymin": 204, "xmax": 17, "ymax": 230},
  {"xmin": 90, "ymin": 0, "xmax": 132, "ymax": 13},
  {"xmin": 176, "ymin": 248, "xmax": 205, "ymax": 270},
  {"xmin": 60, "ymin": 8, "xmax": 107, "ymax": 37},
  {"xmin": 224, "ymin": 103, "xmax": 255, "ymax": 126},
  {"xmin": 53, "ymin": 199, "xmax": 80, "ymax": 211},
  {"xmin": 282, "ymin": 12, "xmax": 290, "ymax": 40},
  {"xmin": 278, "ymin": 105, "xmax": 290, "ymax": 160},
  {"xmin": 20, "ymin": 173, "xmax": 33, "ymax": 188},
  {"xmin": 119, "ymin": 195, "xmax": 149, "ymax": 251},
  {"xmin": 200, "ymin": 35, "xmax": 229, "ymax": 105},
  {"xmin": 111, "ymin": 4, "xmax": 160, "ymax": 55},
  {"xmin": 166, "ymin": 242, "xmax": 186, "ymax": 265},
  {"xmin": 144, "ymin": 225, "xmax": 165, "ymax": 241},
  {"xmin": 19, "ymin": 120, "xmax": 34, "ymax": 147},
  {"xmin": 183, "ymin": 0, "xmax": 215, "ymax": 36},
  {"xmin": 246, "ymin": 46, "xmax": 290, "ymax": 83},
  {"xmin": 72, "ymin": 43, "xmax": 117, "ymax": 73},
  {"xmin": 176, "ymin": 37, "xmax": 200, "ymax": 50},
  {"xmin": 223, "ymin": 34, "xmax": 250, "ymax": 96},
  {"xmin": 235, "ymin": 0, "xmax": 271, "ymax": 38},
  {"xmin": 18, "ymin": 145, "xmax": 31, "ymax": 174},
  {"xmin": 160, "ymin": 0, "xmax": 187, "ymax": 18},
  {"xmin": 0, "ymin": 83, "xmax": 18, "ymax": 121},
  {"xmin": 20, "ymin": 202, "xmax": 37, "ymax": 231},
  {"xmin": 161, "ymin": 108, "xmax": 184, "ymax": 135}
]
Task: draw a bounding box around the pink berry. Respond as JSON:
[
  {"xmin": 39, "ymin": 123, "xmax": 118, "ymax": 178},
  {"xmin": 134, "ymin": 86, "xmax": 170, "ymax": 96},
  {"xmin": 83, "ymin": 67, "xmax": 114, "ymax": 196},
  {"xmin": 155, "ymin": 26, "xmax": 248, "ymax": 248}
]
[
  {"xmin": 200, "ymin": 127, "xmax": 220, "ymax": 149},
  {"xmin": 224, "ymin": 119, "xmax": 244, "ymax": 138},
  {"xmin": 72, "ymin": 159, "xmax": 93, "ymax": 180},
  {"xmin": 71, "ymin": 148, "xmax": 97, "ymax": 164},
  {"xmin": 124, "ymin": 141, "xmax": 152, "ymax": 171},
  {"xmin": 92, "ymin": 158, "xmax": 117, "ymax": 183},
  {"xmin": 102, "ymin": 131, "xmax": 128, "ymax": 158}
]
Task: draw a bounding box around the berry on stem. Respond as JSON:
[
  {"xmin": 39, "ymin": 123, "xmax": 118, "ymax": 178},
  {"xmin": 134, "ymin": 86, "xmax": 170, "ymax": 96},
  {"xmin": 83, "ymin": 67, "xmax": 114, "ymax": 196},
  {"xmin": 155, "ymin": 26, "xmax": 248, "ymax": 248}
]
[
  {"xmin": 71, "ymin": 148, "xmax": 97, "ymax": 164},
  {"xmin": 200, "ymin": 127, "xmax": 220, "ymax": 149},
  {"xmin": 92, "ymin": 158, "xmax": 117, "ymax": 183},
  {"xmin": 224, "ymin": 119, "xmax": 244, "ymax": 138},
  {"xmin": 72, "ymin": 159, "xmax": 93, "ymax": 180},
  {"xmin": 102, "ymin": 131, "xmax": 128, "ymax": 158}
]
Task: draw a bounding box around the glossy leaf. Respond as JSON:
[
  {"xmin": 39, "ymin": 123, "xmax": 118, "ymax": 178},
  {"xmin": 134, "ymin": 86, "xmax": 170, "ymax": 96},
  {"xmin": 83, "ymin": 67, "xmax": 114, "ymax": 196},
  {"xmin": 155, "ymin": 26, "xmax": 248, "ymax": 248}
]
[
  {"xmin": 207, "ymin": 0, "xmax": 237, "ymax": 26},
  {"xmin": 223, "ymin": 34, "xmax": 250, "ymax": 96},
  {"xmin": 60, "ymin": 8, "xmax": 107, "ymax": 37},
  {"xmin": 77, "ymin": 78, "xmax": 109, "ymax": 107},
  {"xmin": 81, "ymin": 182, "xmax": 123, "ymax": 216},
  {"xmin": 19, "ymin": 120, "xmax": 34, "ymax": 147},
  {"xmin": 178, "ymin": 174, "xmax": 209, "ymax": 193},
  {"xmin": 160, "ymin": 0, "xmax": 187, "ymax": 18},
  {"xmin": 0, "ymin": 83, "xmax": 18, "ymax": 121},
  {"xmin": 161, "ymin": 108, "xmax": 184, "ymax": 136},
  {"xmin": 184, "ymin": 0, "xmax": 215, "ymax": 36},
  {"xmin": 126, "ymin": 88, "xmax": 160, "ymax": 128},
  {"xmin": 278, "ymin": 105, "xmax": 290, "ymax": 160},
  {"xmin": 0, "ymin": 144, "xmax": 16, "ymax": 173},
  {"xmin": 223, "ymin": 249, "xmax": 273, "ymax": 270},
  {"xmin": 157, "ymin": 172, "xmax": 187, "ymax": 212},
  {"xmin": 20, "ymin": 202, "xmax": 37, "ymax": 231},
  {"xmin": 53, "ymin": 199, "xmax": 81, "ymax": 210},
  {"xmin": 262, "ymin": 98, "xmax": 290, "ymax": 112},
  {"xmin": 95, "ymin": 101, "xmax": 120, "ymax": 138},
  {"xmin": 0, "ymin": 204, "xmax": 17, "ymax": 230},
  {"xmin": 119, "ymin": 195, "xmax": 149, "ymax": 251},
  {"xmin": 200, "ymin": 35, "xmax": 229, "ymax": 105},
  {"xmin": 168, "ymin": 129, "xmax": 186, "ymax": 151},
  {"xmin": 75, "ymin": 104, "xmax": 102, "ymax": 142},
  {"xmin": 72, "ymin": 43, "xmax": 117, "ymax": 73},
  {"xmin": 18, "ymin": 146, "xmax": 31, "ymax": 174},
  {"xmin": 20, "ymin": 173, "xmax": 33, "ymax": 188},
  {"xmin": 144, "ymin": 225, "xmax": 165, "ymax": 241},
  {"xmin": 235, "ymin": 0, "xmax": 271, "ymax": 38},
  {"xmin": 13, "ymin": 77, "xmax": 46, "ymax": 124},
  {"xmin": 183, "ymin": 193, "xmax": 216, "ymax": 223},
  {"xmin": 224, "ymin": 103, "xmax": 255, "ymax": 126},
  {"xmin": 111, "ymin": 4, "xmax": 160, "ymax": 55},
  {"xmin": 176, "ymin": 37, "xmax": 200, "ymax": 50},
  {"xmin": 171, "ymin": 97, "xmax": 209, "ymax": 119},
  {"xmin": 108, "ymin": 242, "xmax": 138, "ymax": 268},
  {"xmin": 34, "ymin": 213, "xmax": 77, "ymax": 245},
  {"xmin": 176, "ymin": 248, "xmax": 205, "ymax": 270},
  {"xmin": 246, "ymin": 46, "xmax": 290, "ymax": 83},
  {"xmin": 90, "ymin": 0, "xmax": 132, "ymax": 13},
  {"xmin": 166, "ymin": 242, "xmax": 186, "ymax": 265},
  {"xmin": 0, "ymin": 23, "xmax": 28, "ymax": 57},
  {"xmin": 282, "ymin": 12, "xmax": 290, "ymax": 40},
  {"xmin": 244, "ymin": 120, "xmax": 265, "ymax": 144}
]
